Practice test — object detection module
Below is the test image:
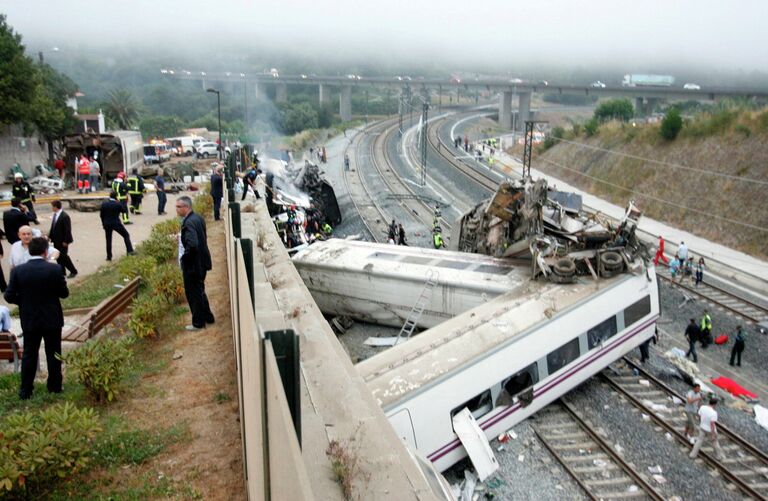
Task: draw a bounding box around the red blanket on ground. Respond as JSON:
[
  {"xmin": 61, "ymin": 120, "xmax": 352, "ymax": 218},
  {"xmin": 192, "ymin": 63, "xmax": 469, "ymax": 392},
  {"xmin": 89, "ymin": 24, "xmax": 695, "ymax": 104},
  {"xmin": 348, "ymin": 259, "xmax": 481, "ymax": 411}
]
[{"xmin": 711, "ymin": 376, "xmax": 758, "ymax": 399}]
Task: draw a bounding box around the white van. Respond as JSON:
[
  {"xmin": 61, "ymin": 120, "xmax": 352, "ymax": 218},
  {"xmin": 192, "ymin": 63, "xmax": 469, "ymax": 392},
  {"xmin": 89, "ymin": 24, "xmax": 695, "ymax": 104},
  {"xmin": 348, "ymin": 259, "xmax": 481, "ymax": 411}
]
[{"xmin": 167, "ymin": 136, "xmax": 203, "ymax": 156}]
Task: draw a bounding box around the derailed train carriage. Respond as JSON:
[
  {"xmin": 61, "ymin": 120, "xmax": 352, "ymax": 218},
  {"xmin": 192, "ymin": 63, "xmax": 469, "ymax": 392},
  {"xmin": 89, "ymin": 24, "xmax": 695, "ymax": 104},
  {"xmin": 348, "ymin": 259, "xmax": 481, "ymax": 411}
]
[{"xmin": 296, "ymin": 176, "xmax": 659, "ymax": 472}]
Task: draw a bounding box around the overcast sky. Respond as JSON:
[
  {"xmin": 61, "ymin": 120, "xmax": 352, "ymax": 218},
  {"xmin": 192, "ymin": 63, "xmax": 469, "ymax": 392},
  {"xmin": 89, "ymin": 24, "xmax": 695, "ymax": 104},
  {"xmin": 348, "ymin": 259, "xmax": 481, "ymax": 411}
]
[{"xmin": 4, "ymin": 0, "xmax": 767, "ymax": 72}]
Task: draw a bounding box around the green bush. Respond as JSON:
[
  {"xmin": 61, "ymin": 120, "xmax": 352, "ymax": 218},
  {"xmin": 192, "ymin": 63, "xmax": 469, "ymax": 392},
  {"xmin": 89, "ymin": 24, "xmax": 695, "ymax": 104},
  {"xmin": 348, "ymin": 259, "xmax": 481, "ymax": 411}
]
[
  {"xmin": 660, "ymin": 108, "xmax": 683, "ymax": 140},
  {"xmin": 735, "ymin": 123, "xmax": 751, "ymax": 137},
  {"xmin": 60, "ymin": 336, "xmax": 135, "ymax": 403},
  {"xmin": 192, "ymin": 193, "xmax": 213, "ymax": 219},
  {"xmin": 141, "ymin": 232, "xmax": 178, "ymax": 264},
  {"xmin": 151, "ymin": 218, "xmax": 181, "ymax": 238},
  {"xmin": 128, "ymin": 293, "xmax": 166, "ymax": 339},
  {"xmin": 584, "ymin": 118, "xmax": 599, "ymax": 137},
  {"xmin": 118, "ymin": 255, "xmax": 157, "ymax": 281},
  {"xmin": 147, "ymin": 263, "xmax": 185, "ymax": 304},
  {"xmin": 0, "ymin": 402, "xmax": 101, "ymax": 495},
  {"xmin": 542, "ymin": 126, "xmax": 565, "ymax": 150},
  {"xmin": 594, "ymin": 99, "xmax": 634, "ymax": 123}
]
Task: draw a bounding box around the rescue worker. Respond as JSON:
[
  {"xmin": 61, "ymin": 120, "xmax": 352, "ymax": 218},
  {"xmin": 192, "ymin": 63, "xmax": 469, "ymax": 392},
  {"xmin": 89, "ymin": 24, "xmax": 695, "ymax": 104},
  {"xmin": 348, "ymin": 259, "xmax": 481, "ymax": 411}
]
[
  {"xmin": 126, "ymin": 169, "xmax": 145, "ymax": 215},
  {"xmin": 700, "ymin": 309, "xmax": 713, "ymax": 349},
  {"xmin": 77, "ymin": 154, "xmax": 92, "ymax": 193},
  {"xmin": 321, "ymin": 222, "xmax": 333, "ymax": 237},
  {"xmin": 12, "ymin": 173, "xmax": 38, "ymax": 225},
  {"xmin": 111, "ymin": 172, "xmax": 131, "ymax": 224},
  {"xmin": 432, "ymin": 231, "xmax": 445, "ymax": 249},
  {"xmin": 242, "ymin": 166, "xmax": 257, "ymax": 201}
]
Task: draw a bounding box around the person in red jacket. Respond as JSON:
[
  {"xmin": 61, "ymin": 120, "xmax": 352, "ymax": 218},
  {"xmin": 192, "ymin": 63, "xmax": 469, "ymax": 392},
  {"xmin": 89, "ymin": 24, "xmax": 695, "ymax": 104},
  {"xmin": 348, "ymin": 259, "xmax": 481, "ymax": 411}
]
[{"xmin": 653, "ymin": 235, "xmax": 669, "ymax": 265}]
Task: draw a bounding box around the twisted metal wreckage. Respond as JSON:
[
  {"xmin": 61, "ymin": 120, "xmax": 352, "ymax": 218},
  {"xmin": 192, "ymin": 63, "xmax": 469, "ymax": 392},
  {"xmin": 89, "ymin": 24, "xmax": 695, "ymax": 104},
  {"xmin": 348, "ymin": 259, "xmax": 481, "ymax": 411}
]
[{"xmin": 450, "ymin": 177, "xmax": 650, "ymax": 282}]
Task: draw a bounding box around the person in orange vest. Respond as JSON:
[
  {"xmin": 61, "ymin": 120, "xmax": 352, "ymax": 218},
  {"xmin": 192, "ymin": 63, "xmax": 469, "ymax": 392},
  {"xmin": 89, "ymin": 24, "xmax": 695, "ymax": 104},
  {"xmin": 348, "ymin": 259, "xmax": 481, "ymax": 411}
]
[
  {"xmin": 77, "ymin": 154, "xmax": 91, "ymax": 194},
  {"xmin": 653, "ymin": 235, "xmax": 669, "ymax": 266}
]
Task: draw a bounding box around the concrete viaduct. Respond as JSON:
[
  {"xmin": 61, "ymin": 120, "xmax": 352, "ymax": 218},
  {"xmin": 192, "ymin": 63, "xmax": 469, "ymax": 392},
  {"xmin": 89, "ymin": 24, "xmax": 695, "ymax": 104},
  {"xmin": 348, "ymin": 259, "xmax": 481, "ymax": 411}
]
[{"xmin": 163, "ymin": 71, "xmax": 768, "ymax": 129}]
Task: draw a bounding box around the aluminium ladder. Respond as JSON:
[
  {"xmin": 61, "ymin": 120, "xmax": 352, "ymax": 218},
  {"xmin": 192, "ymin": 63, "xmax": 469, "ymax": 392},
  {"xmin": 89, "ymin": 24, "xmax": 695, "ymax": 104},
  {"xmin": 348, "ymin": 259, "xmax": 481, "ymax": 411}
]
[{"xmin": 394, "ymin": 270, "xmax": 438, "ymax": 346}]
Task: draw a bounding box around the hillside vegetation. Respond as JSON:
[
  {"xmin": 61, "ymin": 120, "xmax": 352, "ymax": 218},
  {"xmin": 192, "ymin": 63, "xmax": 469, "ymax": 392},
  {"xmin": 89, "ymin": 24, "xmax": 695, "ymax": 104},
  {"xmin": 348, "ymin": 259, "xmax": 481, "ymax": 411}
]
[{"xmin": 536, "ymin": 106, "xmax": 768, "ymax": 259}]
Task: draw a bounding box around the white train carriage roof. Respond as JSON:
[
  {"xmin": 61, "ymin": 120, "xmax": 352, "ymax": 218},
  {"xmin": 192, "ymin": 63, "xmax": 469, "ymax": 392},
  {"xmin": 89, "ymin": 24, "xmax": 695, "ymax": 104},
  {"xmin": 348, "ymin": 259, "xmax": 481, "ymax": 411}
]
[
  {"xmin": 292, "ymin": 238, "xmax": 529, "ymax": 293},
  {"xmin": 357, "ymin": 270, "xmax": 635, "ymax": 408}
]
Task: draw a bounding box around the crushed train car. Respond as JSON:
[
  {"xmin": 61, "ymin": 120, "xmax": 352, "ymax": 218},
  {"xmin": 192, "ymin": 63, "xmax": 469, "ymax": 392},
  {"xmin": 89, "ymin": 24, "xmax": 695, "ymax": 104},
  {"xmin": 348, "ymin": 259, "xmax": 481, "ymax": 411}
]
[{"xmin": 449, "ymin": 178, "xmax": 650, "ymax": 283}]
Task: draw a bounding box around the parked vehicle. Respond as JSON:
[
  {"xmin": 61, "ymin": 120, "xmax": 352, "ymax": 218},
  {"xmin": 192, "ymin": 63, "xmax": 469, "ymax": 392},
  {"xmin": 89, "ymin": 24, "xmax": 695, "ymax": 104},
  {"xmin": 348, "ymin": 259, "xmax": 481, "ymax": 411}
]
[
  {"xmin": 591, "ymin": 81, "xmax": 607, "ymax": 88},
  {"xmin": 683, "ymin": 83, "xmax": 701, "ymax": 90},
  {"xmin": 622, "ymin": 74, "xmax": 675, "ymax": 87},
  {"xmin": 166, "ymin": 136, "xmax": 201, "ymax": 156},
  {"xmin": 196, "ymin": 142, "xmax": 219, "ymax": 158}
]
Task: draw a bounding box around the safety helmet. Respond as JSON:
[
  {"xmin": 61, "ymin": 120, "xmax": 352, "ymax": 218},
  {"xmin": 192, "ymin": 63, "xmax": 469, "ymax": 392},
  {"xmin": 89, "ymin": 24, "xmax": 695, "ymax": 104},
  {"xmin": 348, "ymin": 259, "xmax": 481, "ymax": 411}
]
[
  {"xmin": 13, "ymin": 173, "xmax": 23, "ymax": 179},
  {"xmin": 117, "ymin": 172, "xmax": 126, "ymax": 179}
]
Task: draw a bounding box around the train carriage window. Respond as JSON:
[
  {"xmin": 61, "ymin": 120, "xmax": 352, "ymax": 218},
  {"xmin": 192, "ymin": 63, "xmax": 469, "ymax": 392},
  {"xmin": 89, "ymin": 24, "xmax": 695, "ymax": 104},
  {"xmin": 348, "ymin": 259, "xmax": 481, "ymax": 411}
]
[
  {"xmin": 496, "ymin": 362, "xmax": 539, "ymax": 407},
  {"xmin": 587, "ymin": 316, "xmax": 618, "ymax": 349},
  {"xmin": 450, "ymin": 389, "xmax": 493, "ymax": 423},
  {"xmin": 624, "ymin": 296, "xmax": 651, "ymax": 328},
  {"xmin": 546, "ymin": 338, "xmax": 581, "ymax": 375}
]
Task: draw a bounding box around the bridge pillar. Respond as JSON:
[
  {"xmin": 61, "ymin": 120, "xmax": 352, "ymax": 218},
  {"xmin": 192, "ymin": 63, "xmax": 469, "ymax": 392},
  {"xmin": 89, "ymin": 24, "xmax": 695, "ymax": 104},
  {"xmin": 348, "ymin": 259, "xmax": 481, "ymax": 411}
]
[
  {"xmin": 499, "ymin": 91, "xmax": 512, "ymax": 128},
  {"xmin": 340, "ymin": 85, "xmax": 352, "ymax": 122},
  {"xmin": 635, "ymin": 97, "xmax": 645, "ymax": 117},
  {"xmin": 254, "ymin": 82, "xmax": 268, "ymax": 101},
  {"xmin": 319, "ymin": 84, "xmax": 329, "ymax": 104},
  {"xmin": 276, "ymin": 83, "xmax": 288, "ymax": 103},
  {"xmin": 517, "ymin": 92, "xmax": 532, "ymax": 131}
]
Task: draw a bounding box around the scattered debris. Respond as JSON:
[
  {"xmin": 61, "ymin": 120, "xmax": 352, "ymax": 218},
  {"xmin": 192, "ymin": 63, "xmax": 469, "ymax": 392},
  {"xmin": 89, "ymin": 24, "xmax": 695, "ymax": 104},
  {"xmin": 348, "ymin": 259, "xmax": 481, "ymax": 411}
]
[
  {"xmin": 648, "ymin": 465, "xmax": 663, "ymax": 475},
  {"xmin": 172, "ymin": 351, "xmax": 183, "ymax": 360},
  {"xmin": 754, "ymin": 405, "xmax": 768, "ymax": 432}
]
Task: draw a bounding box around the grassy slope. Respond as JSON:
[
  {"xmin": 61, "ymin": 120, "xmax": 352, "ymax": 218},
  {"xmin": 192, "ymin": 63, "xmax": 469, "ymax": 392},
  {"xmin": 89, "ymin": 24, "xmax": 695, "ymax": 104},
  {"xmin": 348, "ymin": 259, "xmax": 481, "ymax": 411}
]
[{"xmin": 537, "ymin": 109, "xmax": 768, "ymax": 259}]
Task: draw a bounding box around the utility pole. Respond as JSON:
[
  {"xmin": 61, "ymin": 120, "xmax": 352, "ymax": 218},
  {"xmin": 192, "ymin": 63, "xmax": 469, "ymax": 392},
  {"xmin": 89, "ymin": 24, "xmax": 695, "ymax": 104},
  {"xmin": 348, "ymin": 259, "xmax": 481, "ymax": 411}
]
[
  {"xmin": 243, "ymin": 77, "xmax": 248, "ymax": 142},
  {"xmin": 522, "ymin": 120, "xmax": 548, "ymax": 180},
  {"xmin": 398, "ymin": 89, "xmax": 404, "ymax": 136},
  {"xmin": 364, "ymin": 90, "xmax": 369, "ymax": 125},
  {"xmin": 420, "ymin": 103, "xmax": 429, "ymax": 186}
]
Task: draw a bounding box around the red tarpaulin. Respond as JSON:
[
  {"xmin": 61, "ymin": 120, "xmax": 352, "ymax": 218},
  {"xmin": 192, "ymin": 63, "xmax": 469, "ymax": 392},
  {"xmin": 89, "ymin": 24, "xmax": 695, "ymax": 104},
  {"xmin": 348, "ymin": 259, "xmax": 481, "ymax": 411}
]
[{"xmin": 711, "ymin": 376, "xmax": 758, "ymax": 399}]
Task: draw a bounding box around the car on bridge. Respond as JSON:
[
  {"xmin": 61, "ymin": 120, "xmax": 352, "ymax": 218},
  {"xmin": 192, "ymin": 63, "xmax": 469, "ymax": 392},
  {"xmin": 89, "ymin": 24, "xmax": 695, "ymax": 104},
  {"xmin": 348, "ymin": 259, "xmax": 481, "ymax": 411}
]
[
  {"xmin": 591, "ymin": 81, "xmax": 606, "ymax": 88},
  {"xmin": 683, "ymin": 83, "xmax": 701, "ymax": 90},
  {"xmin": 509, "ymin": 78, "xmax": 523, "ymax": 84}
]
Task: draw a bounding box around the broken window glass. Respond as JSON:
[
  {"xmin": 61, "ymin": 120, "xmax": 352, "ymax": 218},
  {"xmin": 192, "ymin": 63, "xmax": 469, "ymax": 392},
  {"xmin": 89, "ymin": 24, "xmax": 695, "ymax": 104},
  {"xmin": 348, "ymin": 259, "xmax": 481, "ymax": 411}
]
[
  {"xmin": 587, "ymin": 316, "xmax": 618, "ymax": 349},
  {"xmin": 546, "ymin": 338, "xmax": 581, "ymax": 375}
]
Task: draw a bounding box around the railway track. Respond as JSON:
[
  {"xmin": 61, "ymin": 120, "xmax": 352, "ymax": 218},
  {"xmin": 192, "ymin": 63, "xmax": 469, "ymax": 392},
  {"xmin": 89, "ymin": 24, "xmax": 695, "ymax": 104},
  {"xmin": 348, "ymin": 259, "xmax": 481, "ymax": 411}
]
[
  {"xmin": 602, "ymin": 357, "xmax": 768, "ymax": 500},
  {"xmin": 656, "ymin": 267, "xmax": 768, "ymax": 325},
  {"xmin": 341, "ymin": 119, "xmax": 398, "ymax": 242},
  {"xmin": 534, "ymin": 400, "xmax": 665, "ymax": 500}
]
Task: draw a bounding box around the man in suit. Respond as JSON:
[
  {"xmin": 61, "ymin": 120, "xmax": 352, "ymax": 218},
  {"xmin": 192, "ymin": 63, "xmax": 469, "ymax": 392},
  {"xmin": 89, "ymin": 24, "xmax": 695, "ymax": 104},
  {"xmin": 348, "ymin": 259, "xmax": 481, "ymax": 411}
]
[
  {"xmin": 210, "ymin": 165, "xmax": 224, "ymax": 221},
  {"xmin": 100, "ymin": 191, "xmax": 134, "ymax": 261},
  {"xmin": 4, "ymin": 237, "xmax": 69, "ymax": 399},
  {"xmin": 48, "ymin": 200, "xmax": 78, "ymax": 278},
  {"xmin": 3, "ymin": 198, "xmax": 33, "ymax": 244},
  {"xmin": 176, "ymin": 196, "xmax": 214, "ymax": 331}
]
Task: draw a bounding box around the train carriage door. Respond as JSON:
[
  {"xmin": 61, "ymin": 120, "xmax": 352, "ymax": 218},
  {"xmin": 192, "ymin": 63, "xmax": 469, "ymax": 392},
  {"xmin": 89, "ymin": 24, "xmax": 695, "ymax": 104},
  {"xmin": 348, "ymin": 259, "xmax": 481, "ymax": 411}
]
[{"xmin": 388, "ymin": 408, "xmax": 417, "ymax": 448}]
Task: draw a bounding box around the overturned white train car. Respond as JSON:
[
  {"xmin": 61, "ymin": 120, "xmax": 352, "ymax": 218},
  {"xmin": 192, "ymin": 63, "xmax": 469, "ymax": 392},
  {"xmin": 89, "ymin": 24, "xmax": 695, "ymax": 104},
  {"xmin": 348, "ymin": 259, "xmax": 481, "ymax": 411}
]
[
  {"xmin": 292, "ymin": 239, "xmax": 525, "ymax": 328},
  {"xmin": 356, "ymin": 262, "xmax": 659, "ymax": 472}
]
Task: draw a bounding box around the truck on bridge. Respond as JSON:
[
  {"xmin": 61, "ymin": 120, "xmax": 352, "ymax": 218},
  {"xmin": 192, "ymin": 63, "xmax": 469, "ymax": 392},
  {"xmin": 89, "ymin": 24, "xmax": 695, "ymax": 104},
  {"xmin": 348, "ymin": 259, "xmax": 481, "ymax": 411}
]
[{"xmin": 622, "ymin": 74, "xmax": 675, "ymax": 87}]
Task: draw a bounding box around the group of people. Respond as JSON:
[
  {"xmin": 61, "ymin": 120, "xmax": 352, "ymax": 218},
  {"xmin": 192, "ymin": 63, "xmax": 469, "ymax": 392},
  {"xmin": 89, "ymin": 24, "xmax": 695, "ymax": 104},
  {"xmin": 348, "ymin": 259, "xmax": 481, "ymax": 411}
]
[
  {"xmin": 684, "ymin": 311, "xmax": 746, "ymax": 368},
  {"xmin": 654, "ymin": 237, "xmax": 706, "ymax": 286},
  {"xmin": 2, "ymin": 170, "xmax": 214, "ymax": 399},
  {"xmin": 75, "ymin": 154, "xmax": 101, "ymax": 193},
  {"xmin": 387, "ymin": 219, "xmax": 407, "ymax": 246},
  {"xmin": 684, "ymin": 385, "xmax": 726, "ymax": 461}
]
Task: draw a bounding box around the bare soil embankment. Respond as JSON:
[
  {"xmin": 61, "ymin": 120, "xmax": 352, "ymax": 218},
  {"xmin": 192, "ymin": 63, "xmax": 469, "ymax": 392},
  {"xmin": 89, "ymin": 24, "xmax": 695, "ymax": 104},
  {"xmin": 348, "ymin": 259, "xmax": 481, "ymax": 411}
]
[{"xmin": 536, "ymin": 116, "xmax": 768, "ymax": 259}]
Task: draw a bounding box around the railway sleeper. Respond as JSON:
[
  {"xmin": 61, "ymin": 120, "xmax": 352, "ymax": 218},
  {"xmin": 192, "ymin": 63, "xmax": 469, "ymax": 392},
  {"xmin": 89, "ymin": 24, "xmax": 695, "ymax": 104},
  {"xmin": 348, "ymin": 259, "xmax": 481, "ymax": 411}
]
[
  {"xmin": 554, "ymin": 441, "xmax": 599, "ymax": 451},
  {"xmin": 543, "ymin": 431, "xmax": 590, "ymax": 441},
  {"xmin": 583, "ymin": 477, "xmax": 637, "ymax": 487},
  {"xmin": 594, "ymin": 489, "xmax": 651, "ymax": 499},
  {"xmin": 537, "ymin": 421, "xmax": 580, "ymax": 431},
  {"xmin": 573, "ymin": 464, "xmax": 621, "ymax": 474},
  {"xmin": 562, "ymin": 453, "xmax": 611, "ymax": 463}
]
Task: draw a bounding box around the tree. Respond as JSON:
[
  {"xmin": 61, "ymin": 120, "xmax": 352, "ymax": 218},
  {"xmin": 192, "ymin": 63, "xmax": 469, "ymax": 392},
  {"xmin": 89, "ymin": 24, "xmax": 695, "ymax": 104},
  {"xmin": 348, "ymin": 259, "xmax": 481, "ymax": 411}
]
[
  {"xmin": 278, "ymin": 102, "xmax": 319, "ymax": 135},
  {"xmin": 659, "ymin": 108, "xmax": 683, "ymax": 140},
  {"xmin": 103, "ymin": 89, "xmax": 139, "ymax": 129},
  {"xmin": 31, "ymin": 63, "xmax": 78, "ymax": 162},
  {"xmin": 594, "ymin": 99, "xmax": 634, "ymax": 123},
  {"xmin": 0, "ymin": 15, "xmax": 37, "ymax": 126},
  {"xmin": 139, "ymin": 115, "xmax": 185, "ymax": 138}
]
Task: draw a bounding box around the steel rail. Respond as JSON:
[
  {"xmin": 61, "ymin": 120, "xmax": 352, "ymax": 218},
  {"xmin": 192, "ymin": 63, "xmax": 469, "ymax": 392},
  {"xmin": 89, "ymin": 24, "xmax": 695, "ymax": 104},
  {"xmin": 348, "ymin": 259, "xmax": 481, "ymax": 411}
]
[{"xmin": 602, "ymin": 358, "xmax": 768, "ymax": 500}]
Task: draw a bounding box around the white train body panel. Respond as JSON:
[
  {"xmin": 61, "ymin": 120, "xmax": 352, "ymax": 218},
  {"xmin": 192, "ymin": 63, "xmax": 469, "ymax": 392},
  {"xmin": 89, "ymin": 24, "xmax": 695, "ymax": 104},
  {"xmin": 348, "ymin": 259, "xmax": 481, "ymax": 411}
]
[
  {"xmin": 358, "ymin": 265, "xmax": 658, "ymax": 472},
  {"xmin": 292, "ymin": 239, "xmax": 526, "ymax": 328}
]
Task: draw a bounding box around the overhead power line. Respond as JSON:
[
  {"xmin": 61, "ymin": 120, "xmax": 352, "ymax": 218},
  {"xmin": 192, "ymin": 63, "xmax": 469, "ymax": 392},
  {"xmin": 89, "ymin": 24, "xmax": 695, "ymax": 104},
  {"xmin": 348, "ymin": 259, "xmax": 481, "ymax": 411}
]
[
  {"xmin": 550, "ymin": 136, "xmax": 768, "ymax": 187},
  {"xmin": 537, "ymin": 157, "xmax": 768, "ymax": 233}
]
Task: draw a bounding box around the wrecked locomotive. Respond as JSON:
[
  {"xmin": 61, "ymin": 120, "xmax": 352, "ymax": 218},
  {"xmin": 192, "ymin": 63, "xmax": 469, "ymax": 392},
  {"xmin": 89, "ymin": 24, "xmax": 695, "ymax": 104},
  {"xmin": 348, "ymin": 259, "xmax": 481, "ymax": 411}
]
[{"xmin": 450, "ymin": 177, "xmax": 650, "ymax": 283}]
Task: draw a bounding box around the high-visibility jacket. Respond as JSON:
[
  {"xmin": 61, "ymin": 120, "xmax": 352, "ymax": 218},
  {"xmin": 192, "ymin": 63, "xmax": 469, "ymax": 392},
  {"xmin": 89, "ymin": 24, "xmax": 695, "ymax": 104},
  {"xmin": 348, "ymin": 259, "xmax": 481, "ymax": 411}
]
[
  {"xmin": 12, "ymin": 182, "xmax": 33, "ymax": 203},
  {"xmin": 111, "ymin": 179, "xmax": 129, "ymax": 200},
  {"xmin": 127, "ymin": 175, "xmax": 144, "ymax": 195},
  {"xmin": 701, "ymin": 314, "xmax": 712, "ymax": 332},
  {"xmin": 322, "ymin": 223, "xmax": 332, "ymax": 235},
  {"xmin": 434, "ymin": 234, "xmax": 443, "ymax": 249},
  {"xmin": 78, "ymin": 157, "xmax": 90, "ymax": 176}
]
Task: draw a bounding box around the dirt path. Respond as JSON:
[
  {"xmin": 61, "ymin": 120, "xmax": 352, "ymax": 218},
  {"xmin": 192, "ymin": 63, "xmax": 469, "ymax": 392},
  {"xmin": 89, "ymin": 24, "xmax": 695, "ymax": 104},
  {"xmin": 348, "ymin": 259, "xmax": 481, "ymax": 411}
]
[{"xmin": 109, "ymin": 219, "xmax": 245, "ymax": 499}]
